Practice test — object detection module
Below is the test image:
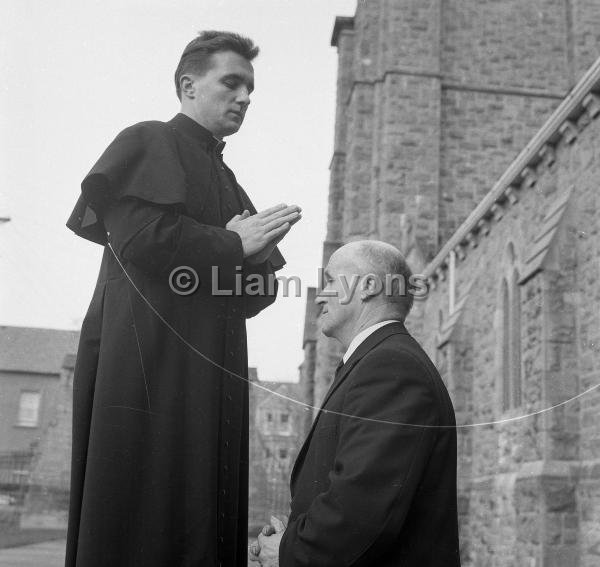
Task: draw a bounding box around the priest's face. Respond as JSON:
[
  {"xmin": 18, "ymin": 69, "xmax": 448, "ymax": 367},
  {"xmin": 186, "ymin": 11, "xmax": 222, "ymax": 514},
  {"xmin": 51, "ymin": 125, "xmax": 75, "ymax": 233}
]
[{"xmin": 183, "ymin": 50, "xmax": 254, "ymax": 138}]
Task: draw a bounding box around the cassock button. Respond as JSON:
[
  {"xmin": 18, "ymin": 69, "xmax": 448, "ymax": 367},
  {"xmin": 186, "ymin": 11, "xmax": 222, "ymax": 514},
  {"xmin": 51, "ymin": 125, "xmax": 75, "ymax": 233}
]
[
  {"xmin": 226, "ymin": 419, "xmax": 231, "ymax": 425},
  {"xmin": 221, "ymin": 489, "xmax": 226, "ymax": 495},
  {"xmin": 223, "ymin": 465, "xmax": 229, "ymax": 471},
  {"xmin": 225, "ymin": 441, "xmax": 230, "ymax": 448},
  {"xmin": 226, "ymin": 394, "xmax": 232, "ymax": 401}
]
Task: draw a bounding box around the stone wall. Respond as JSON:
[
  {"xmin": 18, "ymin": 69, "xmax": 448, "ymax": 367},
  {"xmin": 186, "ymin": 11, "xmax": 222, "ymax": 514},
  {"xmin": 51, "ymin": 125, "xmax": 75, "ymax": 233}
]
[
  {"xmin": 571, "ymin": 0, "xmax": 600, "ymax": 82},
  {"xmin": 439, "ymin": 89, "xmax": 560, "ymax": 240},
  {"xmin": 441, "ymin": 0, "xmax": 572, "ymax": 92},
  {"xmin": 421, "ymin": 69, "xmax": 600, "ymax": 565},
  {"xmin": 312, "ymin": 0, "xmax": 597, "ymax": 408},
  {"xmin": 303, "ymin": 1, "xmax": 600, "ymax": 564},
  {"xmin": 324, "ymin": 0, "xmax": 598, "ymax": 263},
  {"xmin": 299, "ymin": 288, "xmax": 318, "ymax": 429}
]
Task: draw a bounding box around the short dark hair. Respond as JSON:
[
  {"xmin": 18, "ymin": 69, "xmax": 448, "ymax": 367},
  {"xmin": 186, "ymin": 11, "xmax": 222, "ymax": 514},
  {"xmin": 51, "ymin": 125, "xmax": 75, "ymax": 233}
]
[{"xmin": 174, "ymin": 30, "xmax": 259, "ymax": 100}]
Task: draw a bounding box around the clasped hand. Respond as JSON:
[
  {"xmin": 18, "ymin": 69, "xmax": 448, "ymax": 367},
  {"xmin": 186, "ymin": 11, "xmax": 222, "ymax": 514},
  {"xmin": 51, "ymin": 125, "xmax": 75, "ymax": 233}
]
[
  {"xmin": 226, "ymin": 204, "xmax": 301, "ymax": 264},
  {"xmin": 248, "ymin": 515, "xmax": 288, "ymax": 566}
]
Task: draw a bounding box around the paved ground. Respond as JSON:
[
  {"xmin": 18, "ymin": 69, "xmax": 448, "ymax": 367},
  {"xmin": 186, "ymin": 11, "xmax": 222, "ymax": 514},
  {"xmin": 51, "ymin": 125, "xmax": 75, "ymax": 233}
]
[
  {"xmin": 0, "ymin": 540, "xmax": 65, "ymax": 567},
  {"xmin": 0, "ymin": 538, "xmax": 259, "ymax": 566}
]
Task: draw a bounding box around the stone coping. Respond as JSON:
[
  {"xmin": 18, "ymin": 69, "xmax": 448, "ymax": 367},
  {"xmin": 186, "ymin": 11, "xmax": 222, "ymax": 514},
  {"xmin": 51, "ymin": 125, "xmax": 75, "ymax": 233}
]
[{"xmin": 331, "ymin": 16, "xmax": 354, "ymax": 47}]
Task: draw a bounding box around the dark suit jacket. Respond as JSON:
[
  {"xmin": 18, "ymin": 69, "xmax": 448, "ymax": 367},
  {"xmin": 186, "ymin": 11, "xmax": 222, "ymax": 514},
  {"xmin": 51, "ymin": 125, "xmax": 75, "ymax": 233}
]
[{"xmin": 280, "ymin": 322, "xmax": 461, "ymax": 566}]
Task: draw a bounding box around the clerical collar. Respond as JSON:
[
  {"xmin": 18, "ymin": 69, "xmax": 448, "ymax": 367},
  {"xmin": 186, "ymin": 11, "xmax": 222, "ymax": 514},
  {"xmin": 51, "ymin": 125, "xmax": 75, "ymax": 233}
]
[{"xmin": 171, "ymin": 113, "xmax": 226, "ymax": 154}]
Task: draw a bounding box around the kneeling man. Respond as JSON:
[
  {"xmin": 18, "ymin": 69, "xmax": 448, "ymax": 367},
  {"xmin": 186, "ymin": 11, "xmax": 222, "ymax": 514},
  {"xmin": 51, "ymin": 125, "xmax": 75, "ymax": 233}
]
[{"xmin": 252, "ymin": 240, "xmax": 461, "ymax": 566}]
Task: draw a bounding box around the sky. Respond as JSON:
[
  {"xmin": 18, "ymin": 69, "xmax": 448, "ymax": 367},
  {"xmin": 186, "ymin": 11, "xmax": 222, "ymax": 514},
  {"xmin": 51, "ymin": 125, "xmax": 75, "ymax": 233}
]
[{"xmin": 0, "ymin": 0, "xmax": 357, "ymax": 382}]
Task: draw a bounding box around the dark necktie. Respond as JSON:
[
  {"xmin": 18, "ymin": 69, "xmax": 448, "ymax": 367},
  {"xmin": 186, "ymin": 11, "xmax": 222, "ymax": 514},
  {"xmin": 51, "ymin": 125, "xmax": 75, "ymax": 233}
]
[
  {"xmin": 320, "ymin": 359, "xmax": 345, "ymax": 407},
  {"xmin": 214, "ymin": 140, "xmax": 226, "ymax": 158}
]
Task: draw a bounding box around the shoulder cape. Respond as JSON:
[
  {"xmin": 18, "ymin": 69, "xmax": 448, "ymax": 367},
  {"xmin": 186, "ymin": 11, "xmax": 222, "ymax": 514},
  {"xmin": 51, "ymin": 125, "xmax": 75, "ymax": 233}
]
[
  {"xmin": 66, "ymin": 121, "xmax": 286, "ymax": 271},
  {"xmin": 66, "ymin": 121, "xmax": 186, "ymax": 246},
  {"xmin": 67, "ymin": 120, "xmax": 286, "ymax": 270}
]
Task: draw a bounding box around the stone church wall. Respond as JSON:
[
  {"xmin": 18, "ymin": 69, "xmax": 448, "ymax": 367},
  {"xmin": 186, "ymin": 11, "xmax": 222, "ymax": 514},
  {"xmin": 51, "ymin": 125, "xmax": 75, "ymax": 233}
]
[
  {"xmin": 302, "ymin": 1, "xmax": 600, "ymax": 564},
  {"xmin": 421, "ymin": 66, "xmax": 600, "ymax": 565},
  {"xmin": 311, "ymin": 0, "xmax": 600, "ymax": 407}
]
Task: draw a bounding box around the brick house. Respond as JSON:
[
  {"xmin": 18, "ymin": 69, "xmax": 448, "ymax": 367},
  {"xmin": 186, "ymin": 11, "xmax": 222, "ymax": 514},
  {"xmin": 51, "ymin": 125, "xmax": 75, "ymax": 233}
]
[
  {"xmin": 0, "ymin": 326, "xmax": 79, "ymax": 456},
  {"xmin": 0, "ymin": 326, "xmax": 78, "ymax": 530}
]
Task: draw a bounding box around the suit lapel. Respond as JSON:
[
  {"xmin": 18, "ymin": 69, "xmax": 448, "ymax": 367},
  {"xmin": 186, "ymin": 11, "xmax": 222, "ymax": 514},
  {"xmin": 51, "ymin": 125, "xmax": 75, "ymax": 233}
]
[
  {"xmin": 320, "ymin": 322, "xmax": 408, "ymax": 409},
  {"xmin": 290, "ymin": 322, "xmax": 408, "ymax": 488}
]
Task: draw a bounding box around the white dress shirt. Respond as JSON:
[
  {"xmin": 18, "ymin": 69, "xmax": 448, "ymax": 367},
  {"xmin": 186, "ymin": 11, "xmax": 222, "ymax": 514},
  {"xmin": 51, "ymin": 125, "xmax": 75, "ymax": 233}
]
[{"xmin": 342, "ymin": 320, "xmax": 401, "ymax": 364}]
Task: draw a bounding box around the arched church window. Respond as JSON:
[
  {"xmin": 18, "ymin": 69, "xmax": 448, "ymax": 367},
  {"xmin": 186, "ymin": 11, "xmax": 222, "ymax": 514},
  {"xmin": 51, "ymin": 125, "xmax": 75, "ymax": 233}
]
[
  {"xmin": 501, "ymin": 278, "xmax": 510, "ymax": 411},
  {"xmin": 500, "ymin": 265, "xmax": 522, "ymax": 411},
  {"xmin": 510, "ymin": 269, "xmax": 522, "ymax": 408}
]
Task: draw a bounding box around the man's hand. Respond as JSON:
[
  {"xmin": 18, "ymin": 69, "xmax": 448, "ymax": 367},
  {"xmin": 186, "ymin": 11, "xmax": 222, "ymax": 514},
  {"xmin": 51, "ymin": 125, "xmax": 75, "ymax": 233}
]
[
  {"xmin": 226, "ymin": 204, "xmax": 301, "ymax": 260},
  {"xmin": 248, "ymin": 515, "xmax": 288, "ymax": 566},
  {"xmin": 248, "ymin": 540, "xmax": 261, "ymax": 563}
]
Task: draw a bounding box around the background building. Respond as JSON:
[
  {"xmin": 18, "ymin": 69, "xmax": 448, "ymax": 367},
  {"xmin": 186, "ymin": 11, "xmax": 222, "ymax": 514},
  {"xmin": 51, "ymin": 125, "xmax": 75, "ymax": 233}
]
[
  {"xmin": 300, "ymin": 1, "xmax": 600, "ymax": 565},
  {"xmin": 298, "ymin": 287, "xmax": 319, "ymax": 436},
  {"xmin": 0, "ymin": 326, "xmax": 79, "ymax": 455},
  {"xmin": 0, "ymin": 330, "xmax": 305, "ymax": 540},
  {"xmin": 248, "ymin": 369, "xmax": 304, "ymax": 535},
  {"xmin": 0, "ymin": 326, "xmax": 78, "ymax": 535}
]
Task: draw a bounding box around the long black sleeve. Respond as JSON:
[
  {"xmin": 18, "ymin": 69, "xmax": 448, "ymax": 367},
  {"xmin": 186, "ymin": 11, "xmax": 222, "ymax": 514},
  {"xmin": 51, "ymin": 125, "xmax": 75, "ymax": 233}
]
[
  {"xmin": 242, "ymin": 259, "xmax": 279, "ymax": 318},
  {"xmin": 103, "ymin": 197, "xmax": 244, "ymax": 291},
  {"xmin": 104, "ymin": 197, "xmax": 279, "ymax": 317}
]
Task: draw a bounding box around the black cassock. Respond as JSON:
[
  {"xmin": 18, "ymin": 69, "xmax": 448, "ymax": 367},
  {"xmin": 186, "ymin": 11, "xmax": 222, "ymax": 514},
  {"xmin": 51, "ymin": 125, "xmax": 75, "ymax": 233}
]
[{"xmin": 65, "ymin": 113, "xmax": 284, "ymax": 566}]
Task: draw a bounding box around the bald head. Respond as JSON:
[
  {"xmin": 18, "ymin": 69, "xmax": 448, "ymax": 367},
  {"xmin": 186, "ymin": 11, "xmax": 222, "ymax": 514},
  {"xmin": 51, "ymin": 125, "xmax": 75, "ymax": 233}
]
[
  {"xmin": 317, "ymin": 240, "xmax": 415, "ymax": 347},
  {"xmin": 330, "ymin": 240, "xmax": 414, "ymax": 319}
]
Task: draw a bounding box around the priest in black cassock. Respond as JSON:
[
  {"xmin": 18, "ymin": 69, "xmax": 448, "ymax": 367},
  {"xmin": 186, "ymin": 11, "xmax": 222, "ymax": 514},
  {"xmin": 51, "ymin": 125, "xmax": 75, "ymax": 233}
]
[{"xmin": 65, "ymin": 31, "xmax": 301, "ymax": 567}]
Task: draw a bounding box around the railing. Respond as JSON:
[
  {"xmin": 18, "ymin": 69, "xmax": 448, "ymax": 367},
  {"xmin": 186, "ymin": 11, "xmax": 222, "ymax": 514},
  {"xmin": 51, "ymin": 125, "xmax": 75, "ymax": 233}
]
[{"xmin": 0, "ymin": 451, "xmax": 34, "ymax": 492}]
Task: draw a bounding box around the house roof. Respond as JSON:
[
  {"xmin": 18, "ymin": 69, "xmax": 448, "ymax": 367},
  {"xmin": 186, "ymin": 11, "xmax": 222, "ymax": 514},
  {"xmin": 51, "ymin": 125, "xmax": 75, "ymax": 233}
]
[
  {"xmin": 254, "ymin": 381, "xmax": 303, "ymax": 410},
  {"xmin": 0, "ymin": 325, "xmax": 80, "ymax": 374}
]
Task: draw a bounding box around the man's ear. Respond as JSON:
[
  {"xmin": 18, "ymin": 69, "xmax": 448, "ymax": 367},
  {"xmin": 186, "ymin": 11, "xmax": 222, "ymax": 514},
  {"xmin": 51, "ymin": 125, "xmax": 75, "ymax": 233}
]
[
  {"xmin": 180, "ymin": 75, "xmax": 195, "ymax": 99},
  {"xmin": 360, "ymin": 273, "xmax": 383, "ymax": 301}
]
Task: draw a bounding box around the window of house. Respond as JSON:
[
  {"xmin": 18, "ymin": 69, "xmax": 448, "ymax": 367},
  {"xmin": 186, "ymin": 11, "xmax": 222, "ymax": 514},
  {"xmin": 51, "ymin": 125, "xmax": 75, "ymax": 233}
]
[
  {"xmin": 280, "ymin": 413, "xmax": 289, "ymax": 424},
  {"xmin": 16, "ymin": 391, "xmax": 41, "ymax": 427},
  {"xmin": 266, "ymin": 412, "xmax": 273, "ymax": 422},
  {"xmin": 265, "ymin": 448, "xmax": 271, "ymax": 458},
  {"xmin": 279, "ymin": 448, "xmax": 288, "ymax": 459}
]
